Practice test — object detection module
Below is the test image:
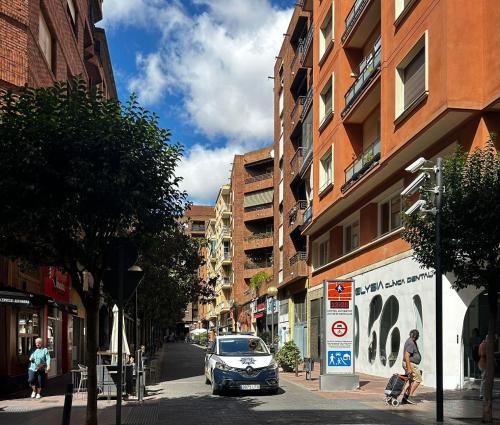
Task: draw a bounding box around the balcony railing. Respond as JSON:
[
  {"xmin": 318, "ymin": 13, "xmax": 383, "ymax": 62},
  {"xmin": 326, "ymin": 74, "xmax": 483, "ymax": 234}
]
[
  {"xmin": 342, "ymin": 38, "xmax": 381, "ymax": 118},
  {"xmin": 221, "ymin": 226, "xmax": 231, "ymax": 238},
  {"xmin": 244, "ymin": 203, "xmax": 273, "ymax": 213},
  {"xmin": 244, "ymin": 231, "xmax": 273, "ymax": 242},
  {"xmin": 288, "ymin": 200, "xmax": 307, "ymax": 225},
  {"xmin": 289, "ymin": 251, "xmax": 307, "ymax": 266},
  {"xmin": 290, "ymin": 96, "xmax": 305, "ymax": 125},
  {"xmin": 290, "ymin": 147, "xmax": 304, "ymax": 177},
  {"xmin": 244, "ymin": 259, "xmax": 273, "ymax": 270},
  {"xmin": 301, "ymin": 148, "xmax": 313, "ymax": 175},
  {"xmin": 245, "ymin": 172, "xmax": 273, "ymax": 184},
  {"xmin": 301, "ymin": 87, "xmax": 313, "ymax": 121},
  {"xmin": 301, "ymin": 23, "xmax": 314, "ymax": 65},
  {"xmin": 222, "ymin": 252, "xmax": 231, "ymax": 261},
  {"xmin": 342, "ymin": 0, "xmax": 370, "ymax": 43},
  {"xmin": 342, "ymin": 138, "xmax": 381, "ymax": 192},
  {"xmin": 303, "ymin": 205, "xmax": 312, "ymax": 226},
  {"xmin": 191, "ymin": 224, "xmax": 206, "ymax": 232}
]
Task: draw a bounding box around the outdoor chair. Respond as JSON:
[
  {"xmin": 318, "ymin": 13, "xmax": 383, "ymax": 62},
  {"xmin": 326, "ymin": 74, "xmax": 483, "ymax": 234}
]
[{"xmin": 77, "ymin": 364, "xmax": 88, "ymax": 398}]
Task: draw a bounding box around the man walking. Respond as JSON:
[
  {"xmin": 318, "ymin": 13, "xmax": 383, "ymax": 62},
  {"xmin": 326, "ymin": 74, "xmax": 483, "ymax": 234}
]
[{"xmin": 402, "ymin": 329, "xmax": 422, "ymax": 404}]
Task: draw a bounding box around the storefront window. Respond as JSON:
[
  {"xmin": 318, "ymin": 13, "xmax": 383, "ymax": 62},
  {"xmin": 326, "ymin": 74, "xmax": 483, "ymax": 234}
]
[
  {"xmin": 413, "ymin": 295, "xmax": 423, "ymax": 358},
  {"xmin": 368, "ymin": 331, "xmax": 377, "ymax": 364},
  {"xmin": 380, "ymin": 296, "xmax": 399, "ymax": 366},
  {"xmin": 354, "ymin": 306, "xmax": 360, "ymax": 359},
  {"xmin": 48, "ymin": 317, "xmax": 56, "ymax": 356},
  {"xmin": 368, "ymin": 295, "xmax": 382, "ymax": 337},
  {"xmin": 389, "ymin": 328, "xmax": 401, "ymax": 367},
  {"xmin": 17, "ymin": 311, "xmax": 39, "ymax": 355}
]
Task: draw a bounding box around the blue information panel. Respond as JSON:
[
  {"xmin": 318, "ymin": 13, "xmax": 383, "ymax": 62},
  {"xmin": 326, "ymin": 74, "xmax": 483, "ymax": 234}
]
[{"xmin": 327, "ymin": 351, "xmax": 352, "ymax": 367}]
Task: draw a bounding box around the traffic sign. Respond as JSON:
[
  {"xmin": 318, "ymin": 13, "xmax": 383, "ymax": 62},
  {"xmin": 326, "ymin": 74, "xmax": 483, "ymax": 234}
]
[{"xmin": 332, "ymin": 320, "xmax": 348, "ymax": 337}]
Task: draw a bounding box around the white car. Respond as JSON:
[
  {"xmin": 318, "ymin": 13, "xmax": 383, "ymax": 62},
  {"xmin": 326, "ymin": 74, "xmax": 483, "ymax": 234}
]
[{"xmin": 204, "ymin": 333, "xmax": 279, "ymax": 395}]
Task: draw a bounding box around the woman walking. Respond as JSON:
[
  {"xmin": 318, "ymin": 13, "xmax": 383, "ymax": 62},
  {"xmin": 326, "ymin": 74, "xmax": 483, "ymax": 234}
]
[{"xmin": 28, "ymin": 338, "xmax": 51, "ymax": 399}]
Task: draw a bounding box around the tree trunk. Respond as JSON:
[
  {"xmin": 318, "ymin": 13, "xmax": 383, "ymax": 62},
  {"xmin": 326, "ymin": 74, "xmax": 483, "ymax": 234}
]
[
  {"xmin": 85, "ymin": 294, "xmax": 99, "ymax": 425},
  {"xmin": 482, "ymin": 281, "xmax": 498, "ymax": 423}
]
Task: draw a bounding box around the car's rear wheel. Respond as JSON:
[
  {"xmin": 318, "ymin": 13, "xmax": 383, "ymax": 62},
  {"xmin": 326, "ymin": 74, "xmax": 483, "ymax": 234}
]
[{"xmin": 211, "ymin": 372, "xmax": 219, "ymax": 395}]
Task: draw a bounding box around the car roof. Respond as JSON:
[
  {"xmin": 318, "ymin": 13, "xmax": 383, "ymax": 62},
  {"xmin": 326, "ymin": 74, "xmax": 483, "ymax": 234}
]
[{"xmin": 216, "ymin": 334, "xmax": 261, "ymax": 340}]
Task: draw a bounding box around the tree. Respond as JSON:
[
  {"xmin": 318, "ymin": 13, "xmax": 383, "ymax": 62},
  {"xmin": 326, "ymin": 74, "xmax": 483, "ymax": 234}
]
[
  {"xmin": 0, "ymin": 79, "xmax": 186, "ymax": 425},
  {"xmin": 403, "ymin": 137, "xmax": 499, "ymax": 422}
]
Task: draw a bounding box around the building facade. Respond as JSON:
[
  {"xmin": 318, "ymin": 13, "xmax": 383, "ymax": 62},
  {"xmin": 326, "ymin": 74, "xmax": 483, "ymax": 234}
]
[
  {"xmin": 274, "ymin": 0, "xmax": 500, "ymax": 389},
  {"xmin": 0, "ymin": 0, "xmax": 116, "ymax": 392},
  {"xmin": 231, "ymin": 147, "xmax": 275, "ymax": 340}
]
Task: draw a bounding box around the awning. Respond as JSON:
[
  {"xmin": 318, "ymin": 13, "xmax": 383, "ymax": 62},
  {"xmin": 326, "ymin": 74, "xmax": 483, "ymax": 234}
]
[
  {"xmin": 48, "ymin": 299, "xmax": 78, "ymax": 316},
  {"xmin": 254, "ymin": 312, "xmax": 265, "ymax": 319},
  {"xmin": 244, "ymin": 189, "xmax": 273, "ymax": 208},
  {"xmin": 0, "ymin": 290, "xmax": 33, "ymax": 306}
]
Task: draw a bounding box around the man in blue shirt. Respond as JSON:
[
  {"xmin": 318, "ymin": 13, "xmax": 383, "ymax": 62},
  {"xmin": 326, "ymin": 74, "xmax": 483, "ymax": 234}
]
[
  {"xmin": 28, "ymin": 337, "xmax": 51, "ymax": 399},
  {"xmin": 402, "ymin": 329, "xmax": 422, "ymax": 405}
]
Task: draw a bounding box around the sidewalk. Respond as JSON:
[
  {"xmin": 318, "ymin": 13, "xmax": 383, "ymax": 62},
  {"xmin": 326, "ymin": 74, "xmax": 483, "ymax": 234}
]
[{"xmin": 279, "ymin": 362, "xmax": 500, "ymax": 424}]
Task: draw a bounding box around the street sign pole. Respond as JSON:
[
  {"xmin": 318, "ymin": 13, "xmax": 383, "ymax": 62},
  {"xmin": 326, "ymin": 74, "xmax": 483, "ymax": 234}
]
[{"xmin": 116, "ymin": 245, "xmax": 124, "ymax": 425}]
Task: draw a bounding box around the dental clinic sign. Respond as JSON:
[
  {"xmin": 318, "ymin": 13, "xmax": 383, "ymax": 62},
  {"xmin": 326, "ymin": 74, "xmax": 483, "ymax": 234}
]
[{"xmin": 323, "ymin": 280, "xmax": 355, "ymax": 375}]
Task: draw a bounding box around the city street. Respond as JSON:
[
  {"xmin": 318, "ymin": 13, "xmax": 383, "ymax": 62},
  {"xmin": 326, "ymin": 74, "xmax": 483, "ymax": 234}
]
[{"xmin": 1, "ymin": 343, "xmax": 497, "ymax": 425}]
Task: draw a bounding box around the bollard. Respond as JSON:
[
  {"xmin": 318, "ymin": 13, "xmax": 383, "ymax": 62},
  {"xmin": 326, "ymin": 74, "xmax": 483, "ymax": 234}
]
[
  {"xmin": 295, "ymin": 358, "xmax": 298, "ymax": 377},
  {"xmin": 61, "ymin": 383, "xmax": 74, "ymax": 425}
]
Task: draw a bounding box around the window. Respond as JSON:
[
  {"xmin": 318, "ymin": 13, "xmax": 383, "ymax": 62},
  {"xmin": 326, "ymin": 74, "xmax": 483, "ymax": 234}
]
[
  {"xmin": 395, "ymin": 33, "xmax": 428, "ymax": 119},
  {"xmin": 17, "ymin": 311, "xmax": 40, "ymax": 355},
  {"xmin": 319, "ymin": 147, "xmax": 333, "ymax": 194},
  {"xmin": 380, "ymin": 195, "xmax": 402, "ymax": 235},
  {"xmin": 344, "ymin": 219, "xmax": 359, "ymax": 253},
  {"xmin": 395, "ymin": 0, "xmax": 417, "ymax": 23},
  {"xmin": 319, "ymin": 239, "xmax": 329, "ymax": 266},
  {"xmin": 379, "ymin": 296, "xmax": 399, "ymax": 366},
  {"xmin": 39, "ymin": 12, "xmax": 55, "ymax": 74},
  {"xmin": 67, "ymin": 0, "xmax": 76, "ymax": 25},
  {"xmin": 319, "ymin": 5, "xmax": 334, "ymax": 60},
  {"xmin": 319, "ymin": 75, "xmax": 333, "ymax": 128},
  {"xmin": 47, "ymin": 317, "xmax": 56, "ymax": 357}
]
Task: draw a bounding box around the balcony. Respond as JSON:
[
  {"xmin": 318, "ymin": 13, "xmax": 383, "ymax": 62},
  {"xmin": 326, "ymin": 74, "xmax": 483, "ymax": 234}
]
[
  {"xmin": 341, "ymin": 0, "xmax": 380, "ymax": 49},
  {"xmin": 221, "ymin": 205, "xmax": 232, "ymax": 217},
  {"xmin": 244, "ymin": 203, "xmax": 273, "ymax": 221},
  {"xmin": 288, "ymin": 201, "xmax": 307, "ymax": 233},
  {"xmin": 301, "ymin": 23, "xmax": 314, "ymax": 68},
  {"xmin": 303, "ymin": 205, "xmax": 313, "ymax": 226},
  {"xmin": 191, "ymin": 224, "xmax": 206, "ymax": 233},
  {"xmin": 244, "ymin": 259, "xmax": 273, "ymax": 279},
  {"xmin": 218, "ymin": 302, "xmax": 231, "ymax": 314},
  {"xmin": 245, "ymin": 172, "xmax": 273, "ymax": 184},
  {"xmin": 210, "ymin": 251, "xmax": 217, "ymax": 263},
  {"xmin": 301, "ymin": 87, "xmax": 313, "ymax": 121},
  {"xmin": 221, "ymin": 252, "xmax": 232, "ymax": 264},
  {"xmin": 290, "ymin": 96, "xmax": 305, "ymax": 138},
  {"xmin": 341, "ymin": 138, "xmax": 381, "ymax": 193},
  {"xmin": 286, "ymin": 251, "xmax": 308, "ymax": 284},
  {"xmin": 221, "ymin": 278, "xmax": 232, "ymax": 290},
  {"xmin": 298, "ymin": 0, "xmax": 313, "ymax": 12},
  {"xmin": 244, "ymin": 232, "xmax": 274, "ymax": 250},
  {"xmin": 341, "ymin": 38, "xmax": 381, "ymax": 123},
  {"xmin": 221, "ymin": 227, "xmax": 231, "ymax": 239}
]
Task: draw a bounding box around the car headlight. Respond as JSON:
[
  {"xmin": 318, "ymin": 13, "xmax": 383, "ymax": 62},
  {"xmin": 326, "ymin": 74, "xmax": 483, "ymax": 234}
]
[
  {"xmin": 267, "ymin": 359, "xmax": 278, "ymax": 370},
  {"xmin": 215, "ymin": 360, "xmax": 235, "ymax": 371}
]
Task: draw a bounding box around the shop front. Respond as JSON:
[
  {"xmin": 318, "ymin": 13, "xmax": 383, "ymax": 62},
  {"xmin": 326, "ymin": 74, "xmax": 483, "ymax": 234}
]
[{"xmin": 253, "ymin": 297, "xmax": 267, "ymax": 337}]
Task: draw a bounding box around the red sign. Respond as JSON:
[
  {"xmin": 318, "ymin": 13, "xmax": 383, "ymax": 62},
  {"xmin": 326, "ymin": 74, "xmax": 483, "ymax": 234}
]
[
  {"xmin": 332, "ymin": 320, "xmax": 348, "ymax": 337},
  {"xmin": 43, "ymin": 267, "xmax": 70, "ymax": 302},
  {"xmin": 327, "ymin": 281, "xmax": 353, "ymax": 301},
  {"xmin": 330, "ymin": 301, "xmax": 349, "ymax": 309},
  {"xmin": 257, "ymin": 303, "xmax": 266, "ymax": 312}
]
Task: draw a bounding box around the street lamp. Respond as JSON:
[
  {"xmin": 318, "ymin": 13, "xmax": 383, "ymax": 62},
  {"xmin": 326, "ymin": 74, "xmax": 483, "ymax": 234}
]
[
  {"xmin": 267, "ymin": 286, "xmax": 278, "ymax": 352},
  {"xmin": 402, "ymin": 156, "xmax": 444, "ymax": 423}
]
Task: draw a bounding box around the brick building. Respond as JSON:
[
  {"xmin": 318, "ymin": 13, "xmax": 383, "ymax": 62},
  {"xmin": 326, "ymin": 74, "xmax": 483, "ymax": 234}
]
[
  {"xmin": 0, "ymin": 0, "xmax": 115, "ymax": 393},
  {"xmin": 231, "ymin": 147, "xmax": 275, "ymax": 338},
  {"xmin": 180, "ymin": 204, "xmax": 214, "ymax": 333},
  {"xmin": 274, "ymin": 0, "xmax": 500, "ymax": 388}
]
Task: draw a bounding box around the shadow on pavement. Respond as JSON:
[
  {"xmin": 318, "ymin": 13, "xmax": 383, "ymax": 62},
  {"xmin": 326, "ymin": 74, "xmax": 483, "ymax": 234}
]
[{"xmin": 0, "ymin": 373, "xmax": 72, "ymax": 401}]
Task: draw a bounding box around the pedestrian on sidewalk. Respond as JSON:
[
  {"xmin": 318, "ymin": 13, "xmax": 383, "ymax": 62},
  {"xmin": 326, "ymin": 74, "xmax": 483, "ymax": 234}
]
[
  {"xmin": 402, "ymin": 329, "xmax": 422, "ymax": 405},
  {"xmin": 28, "ymin": 338, "xmax": 51, "ymax": 399},
  {"xmin": 478, "ymin": 334, "xmax": 488, "ymax": 400}
]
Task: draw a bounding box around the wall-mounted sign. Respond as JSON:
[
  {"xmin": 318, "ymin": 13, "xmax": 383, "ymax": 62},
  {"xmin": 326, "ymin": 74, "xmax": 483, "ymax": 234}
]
[{"xmin": 323, "ymin": 280, "xmax": 354, "ymax": 375}]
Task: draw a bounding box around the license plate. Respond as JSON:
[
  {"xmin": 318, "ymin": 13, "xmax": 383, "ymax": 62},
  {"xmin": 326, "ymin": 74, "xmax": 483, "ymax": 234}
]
[{"xmin": 240, "ymin": 384, "xmax": 260, "ymax": 390}]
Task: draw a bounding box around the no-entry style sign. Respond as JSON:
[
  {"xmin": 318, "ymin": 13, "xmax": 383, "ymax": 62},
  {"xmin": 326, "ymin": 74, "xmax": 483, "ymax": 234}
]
[{"xmin": 323, "ymin": 280, "xmax": 355, "ymax": 375}]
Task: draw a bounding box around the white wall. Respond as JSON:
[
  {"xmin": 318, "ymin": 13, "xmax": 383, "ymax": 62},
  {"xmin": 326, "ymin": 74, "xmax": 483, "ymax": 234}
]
[{"xmin": 352, "ymin": 255, "xmax": 480, "ymax": 389}]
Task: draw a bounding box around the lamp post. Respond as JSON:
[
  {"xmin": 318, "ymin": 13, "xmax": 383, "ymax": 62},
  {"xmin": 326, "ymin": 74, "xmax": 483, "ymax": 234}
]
[
  {"xmin": 267, "ymin": 286, "xmax": 278, "ymax": 351},
  {"xmin": 402, "ymin": 157, "xmax": 444, "ymax": 423}
]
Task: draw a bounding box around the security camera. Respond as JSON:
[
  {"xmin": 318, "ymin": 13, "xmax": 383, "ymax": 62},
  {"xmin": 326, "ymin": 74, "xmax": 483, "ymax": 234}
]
[
  {"xmin": 405, "ymin": 157, "xmax": 428, "ymax": 173},
  {"xmin": 405, "ymin": 199, "xmax": 427, "ymax": 216},
  {"xmin": 400, "ymin": 172, "xmax": 429, "ymax": 197}
]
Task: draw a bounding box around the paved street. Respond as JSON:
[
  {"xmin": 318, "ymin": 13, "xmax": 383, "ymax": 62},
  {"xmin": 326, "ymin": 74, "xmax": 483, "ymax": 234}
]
[{"xmin": 0, "ymin": 343, "xmax": 498, "ymax": 424}]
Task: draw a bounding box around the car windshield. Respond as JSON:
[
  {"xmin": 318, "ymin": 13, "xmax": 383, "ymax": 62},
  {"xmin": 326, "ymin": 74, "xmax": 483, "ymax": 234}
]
[{"xmin": 219, "ymin": 338, "xmax": 269, "ymax": 356}]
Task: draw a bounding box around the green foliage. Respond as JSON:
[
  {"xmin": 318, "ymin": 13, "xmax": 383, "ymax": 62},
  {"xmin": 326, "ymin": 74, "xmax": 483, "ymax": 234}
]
[
  {"xmin": 192, "ymin": 332, "xmax": 208, "ymax": 345},
  {"xmin": 249, "ymin": 271, "xmax": 270, "ymax": 290},
  {"xmin": 403, "ymin": 138, "xmax": 500, "ymax": 291},
  {"xmin": 275, "ymin": 340, "xmax": 302, "ymax": 371}
]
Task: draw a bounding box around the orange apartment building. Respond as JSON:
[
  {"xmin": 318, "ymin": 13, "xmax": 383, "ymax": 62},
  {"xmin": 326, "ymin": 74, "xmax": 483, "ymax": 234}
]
[
  {"xmin": 231, "ymin": 147, "xmax": 276, "ymax": 338},
  {"xmin": 275, "ymin": 0, "xmax": 500, "ymax": 388},
  {"xmin": 0, "ymin": 0, "xmax": 116, "ymax": 393},
  {"xmin": 180, "ymin": 205, "xmax": 214, "ymax": 332}
]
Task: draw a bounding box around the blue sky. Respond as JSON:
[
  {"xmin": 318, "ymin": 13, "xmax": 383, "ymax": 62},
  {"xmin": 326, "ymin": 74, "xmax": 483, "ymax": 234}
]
[{"xmin": 101, "ymin": 0, "xmax": 294, "ymax": 205}]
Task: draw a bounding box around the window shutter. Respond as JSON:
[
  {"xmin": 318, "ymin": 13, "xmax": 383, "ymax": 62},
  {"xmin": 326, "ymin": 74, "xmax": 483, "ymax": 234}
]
[
  {"xmin": 243, "ymin": 189, "xmax": 273, "ymax": 208},
  {"xmin": 403, "ymin": 48, "xmax": 425, "ymax": 109}
]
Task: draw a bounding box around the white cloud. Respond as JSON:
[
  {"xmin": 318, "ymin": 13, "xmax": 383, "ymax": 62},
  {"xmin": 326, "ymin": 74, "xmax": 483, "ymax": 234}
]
[{"xmin": 103, "ymin": 0, "xmax": 292, "ymax": 202}]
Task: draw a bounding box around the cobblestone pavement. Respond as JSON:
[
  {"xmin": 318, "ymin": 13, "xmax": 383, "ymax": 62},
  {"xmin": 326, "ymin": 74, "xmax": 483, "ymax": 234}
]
[{"xmin": 0, "ymin": 343, "xmax": 498, "ymax": 424}]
